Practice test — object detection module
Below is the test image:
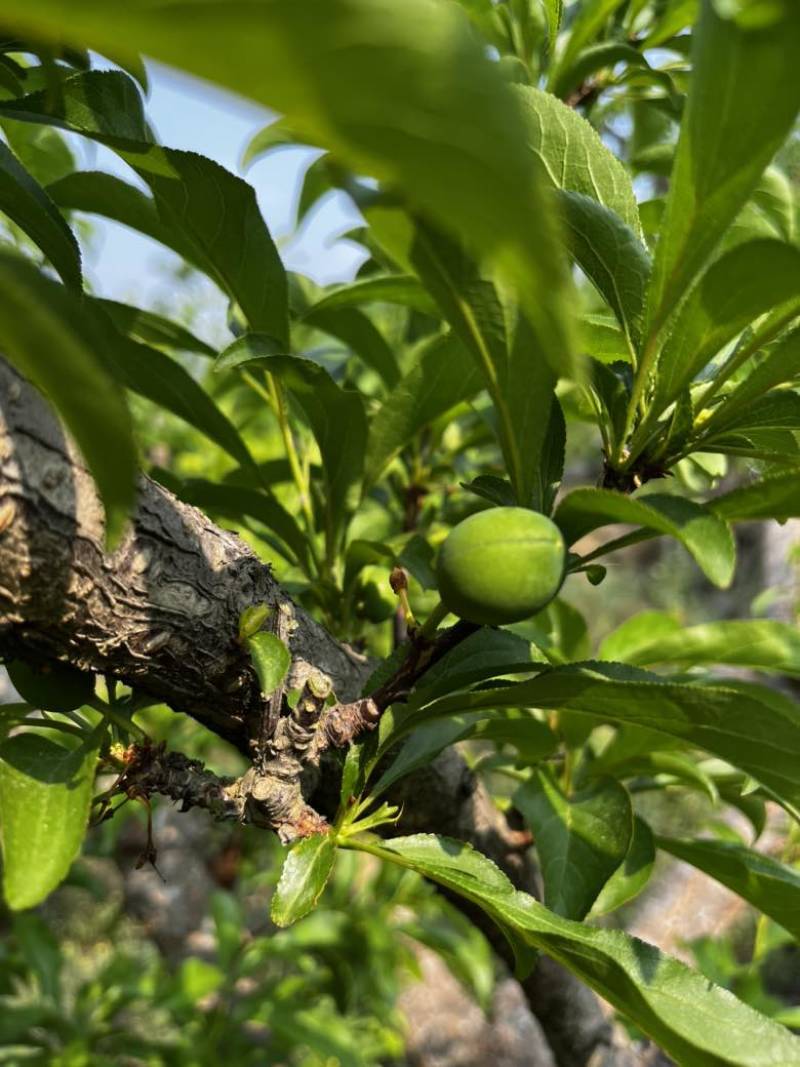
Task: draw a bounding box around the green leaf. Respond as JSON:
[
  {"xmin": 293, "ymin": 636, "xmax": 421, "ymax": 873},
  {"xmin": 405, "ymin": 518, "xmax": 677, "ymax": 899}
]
[
  {"xmin": 365, "ymin": 333, "xmax": 482, "ymax": 487},
  {"xmin": 3, "ymin": 0, "xmax": 575, "ymax": 377},
  {"xmin": 555, "ymin": 488, "xmax": 735, "ymax": 587},
  {"xmin": 271, "ymin": 833, "xmax": 336, "ymax": 927},
  {"xmin": 549, "ymin": 0, "xmax": 629, "ymax": 91},
  {"xmin": 653, "ymin": 241, "xmax": 800, "ymax": 413},
  {"xmin": 241, "ymin": 118, "xmax": 309, "ymax": 169},
  {"xmin": 123, "ymin": 148, "xmax": 289, "ymax": 346},
  {"xmin": 411, "ymin": 627, "xmax": 550, "ymax": 707},
  {"xmin": 372, "ymin": 709, "xmax": 557, "ymax": 799},
  {"xmin": 0, "ymin": 729, "xmax": 101, "ymax": 910},
  {"xmin": 214, "ymin": 333, "xmax": 287, "ymax": 374},
  {"xmin": 303, "ymin": 305, "xmax": 400, "ymax": 388},
  {"xmin": 618, "ymin": 619, "xmax": 800, "ymax": 676},
  {"xmin": 515, "ymin": 84, "xmax": 641, "ymax": 236},
  {"xmin": 598, "ymin": 609, "xmax": 681, "ymax": 661},
  {"xmin": 658, "ymin": 836, "xmax": 800, "ymax": 941},
  {"xmin": 302, "ymin": 274, "xmax": 436, "ymax": 317},
  {"xmin": 560, "ymin": 191, "xmax": 650, "ymax": 351},
  {"xmin": 95, "ymin": 298, "xmax": 216, "ymax": 357},
  {"xmin": 6, "ymin": 660, "xmax": 93, "ymax": 713},
  {"xmin": 416, "ymin": 664, "xmax": 800, "ymax": 815},
  {"xmin": 644, "ymin": 0, "xmax": 800, "ymax": 344},
  {"xmin": 700, "ymin": 326, "xmax": 800, "ymax": 437},
  {"xmin": 591, "ymin": 816, "xmax": 656, "ymax": 916},
  {"xmin": 103, "ymin": 333, "xmax": 256, "ymax": 473},
  {"xmin": 356, "ymin": 832, "xmax": 800, "ymax": 1065},
  {"xmin": 408, "ymin": 221, "xmax": 558, "ymax": 508},
  {"xmin": 0, "ymin": 254, "xmax": 136, "ymax": 543},
  {"xmin": 246, "ymin": 631, "xmax": 291, "ymax": 698},
  {"xmin": 710, "ymin": 467, "xmax": 800, "ymax": 521},
  {"xmin": 550, "ymin": 41, "xmax": 650, "ymax": 99},
  {"xmin": 1, "ymin": 118, "xmax": 76, "ymax": 186},
  {"xmin": 48, "ymin": 170, "xmax": 194, "ymax": 262},
  {"xmin": 0, "ymin": 69, "xmax": 150, "ymax": 147},
  {"xmin": 514, "ymin": 770, "xmax": 632, "ymax": 919},
  {"xmin": 0, "ymin": 140, "xmax": 81, "ymax": 288}
]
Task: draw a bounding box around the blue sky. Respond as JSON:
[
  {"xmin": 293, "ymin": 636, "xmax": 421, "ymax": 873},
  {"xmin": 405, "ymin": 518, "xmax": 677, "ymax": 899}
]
[{"xmin": 77, "ymin": 59, "xmax": 366, "ymax": 339}]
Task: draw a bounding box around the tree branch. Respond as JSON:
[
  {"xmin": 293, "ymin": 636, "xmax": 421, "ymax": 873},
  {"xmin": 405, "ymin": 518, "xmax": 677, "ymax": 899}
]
[{"xmin": 0, "ymin": 359, "xmax": 642, "ymax": 1065}]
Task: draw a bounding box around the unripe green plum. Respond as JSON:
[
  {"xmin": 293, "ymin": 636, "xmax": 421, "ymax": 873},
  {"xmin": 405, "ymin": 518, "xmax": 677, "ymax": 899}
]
[{"xmin": 436, "ymin": 507, "xmax": 565, "ymax": 626}]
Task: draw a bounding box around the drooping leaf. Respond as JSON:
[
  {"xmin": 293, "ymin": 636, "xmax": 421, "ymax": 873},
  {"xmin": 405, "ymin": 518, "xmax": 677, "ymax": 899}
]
[
  {"xmin": 102, "ymin": 332, "xmax": 257, "ymax": 474},
  {"xmin": 560, "ymin": 191, "xmax": 650, "ymax": 351},
  {"xmin": 555, "ymin": 488, "xmax": 735, "ymax": 587},
  {"xmin": 414, "ymin": 663, "xmax": 800, "ymax": 815},
  {"xmin": 0, "ymin": 729, "xmax": 102, "ymax": 910},
  {"xmin": 95, "ymin": 298, "xmax": 216, "ymax": 357},
  {"xmin": 0, "ymin": 254, "xmax": 136, "ymax": 543},
  {"xmin": 355, "ymin": 833, "xmax": 800, "ymax": 1065},
  {"xmin": 4, "ymin": 0, "xmax": 575, "ymax": 377},
  {"xmin": 658, "ymin": 835, "xmax": 800, "ymax": 941},
  {"xmin": 514, "ymin": 770, "xmax": 632, "ymax": 919},
  {"xmin": 644, "ymin": 1, "xmax": 800, "ymax": 344},
  {"xmin": 0, "ymin": 139, "xmax": 81, "ymax": 288},
  {"xmin": 246, "ymin": 631, "xmax": 291, "ymax": 697},
  {"xmin": 617, "ymin": 619, "xmax": 800, "ymax": 676},
  {"xmin": 591, "ymin": 816, "xmax": 656, "ymax": 916},
  {"xmin": 710, "ymin": 468, "xmax": 800, "ymax": 522},
  {"xmin": 122, "ymin": 148, "xmax": 289, "ymax": 346},
  {"xmin": 271, "ymin": 833, "xmax": 336, "ymax": 927},
  {"xmin": 302, "ymin": 274, "xmax": 436, "ymax": 317}
]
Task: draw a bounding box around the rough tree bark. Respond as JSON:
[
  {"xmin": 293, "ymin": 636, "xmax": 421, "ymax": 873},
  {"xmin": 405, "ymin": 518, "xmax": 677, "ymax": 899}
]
[{"xmin": 0, "ymin": 358, "xmax": 644, "ymax": 1067}]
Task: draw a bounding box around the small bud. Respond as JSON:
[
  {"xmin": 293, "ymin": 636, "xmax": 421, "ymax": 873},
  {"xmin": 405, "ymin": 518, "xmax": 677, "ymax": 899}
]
[
  {"xmin": 238, "ymin": 603, "xmax": 271, "ymax": 642},
  {"xmin": 389, "ymin": 566, "xmax": 408, "ymax": 594}
]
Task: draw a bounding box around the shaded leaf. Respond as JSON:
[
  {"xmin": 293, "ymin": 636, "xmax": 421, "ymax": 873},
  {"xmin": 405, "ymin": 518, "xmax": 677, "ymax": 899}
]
[
  {"xmin": 710, "ymin": 468, "xmax": 800, "ymax": 521},
  {"xmin": 514, "ymin": 770, "xmax": 632, "ymax": 919},
  {"xmin": 560, "ymin": 191, "xmax": 650, "ymax": 350},
  {"xmin": 555, "ymin": 488, "xmax": 735, "ymax": 587},
  {"xmin": 658, "ymin": 836, "xmax": 800, "ymax": 941},
  {"xmin": 0, "ymin": 254, "xmax": 136, "ymax": 543},
  {"xmin": 0, "ymin": 729, "xmax": 101, "ymax": 910},
  {"xmin": 415, "ymin": 663, "xmax": 800, "ymax": 815},
  {"xmin": 0, "ymin": 139, "xmax": 80, "ymax": 288},
  {"xmin": 365, "ymin": 332, "xmax": 482, "ymax": 485},
  {"xmin": 653, "ymin": 241, "xmax": 800, "ymax": 413},
  {"xmin": 591, "ymin": 816, "xmax": 656, "ymax": 916}
]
